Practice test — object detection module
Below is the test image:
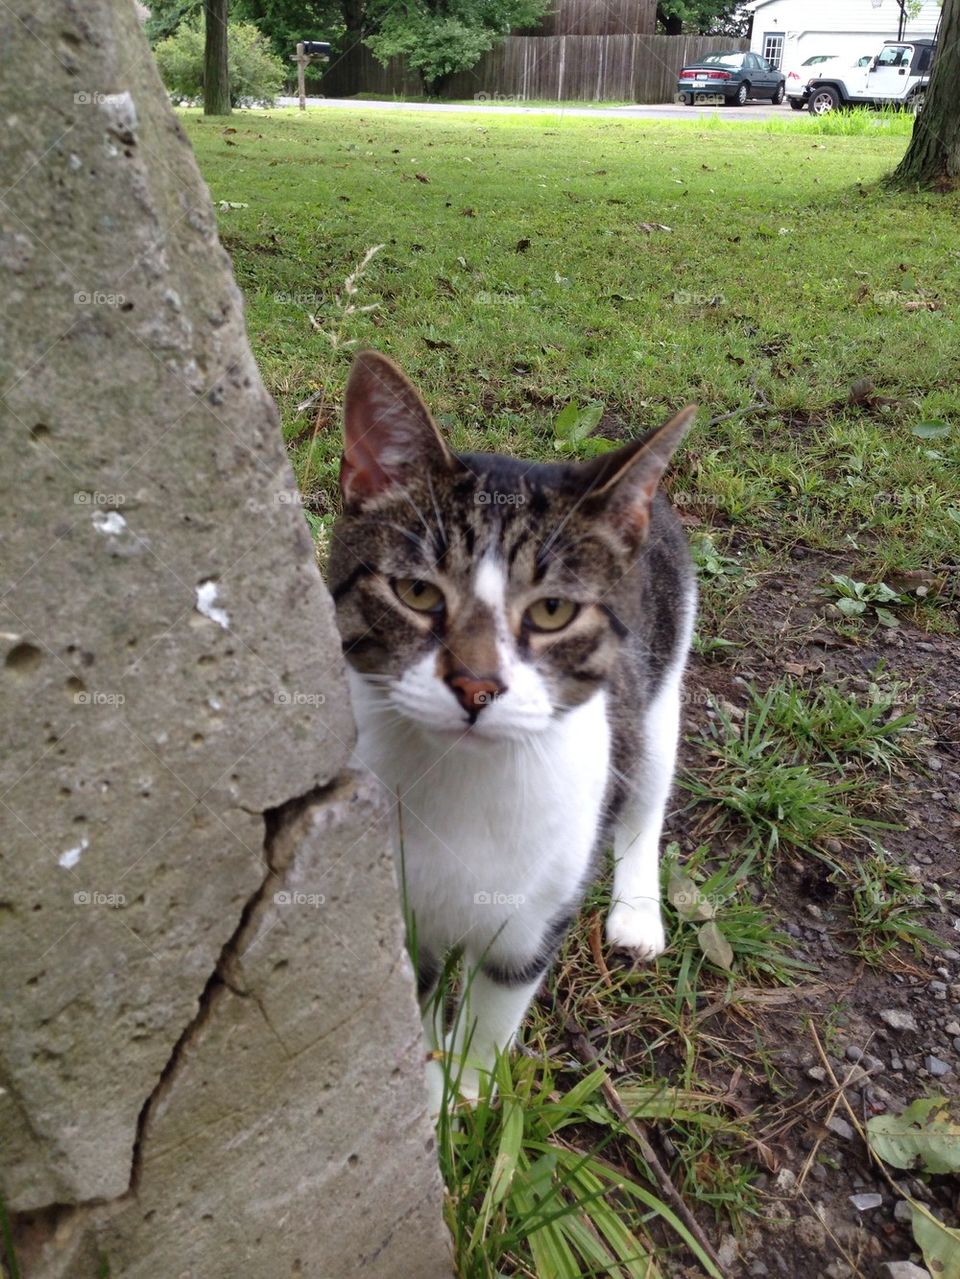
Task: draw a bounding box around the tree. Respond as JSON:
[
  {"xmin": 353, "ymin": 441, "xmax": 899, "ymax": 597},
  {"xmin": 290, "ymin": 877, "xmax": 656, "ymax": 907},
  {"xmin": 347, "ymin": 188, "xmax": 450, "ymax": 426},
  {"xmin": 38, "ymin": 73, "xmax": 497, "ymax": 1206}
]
[
  {"xmin": 655, "ymin": 1, "xmax": 749, "ymax": 36},
  {"xmin": 154, "ymin": 18, "xmax": 286, "ymax": 105},
  {"xmin": 892, "ymin": 0, "xmax": 958, "ymax": 188},
  {"xmin": 365, "ymin": 0, "xmax": 550, "ymax": 94},
  {"xmin": 204, "ymin": 0, "xmax": 232, "ymax": 113}
]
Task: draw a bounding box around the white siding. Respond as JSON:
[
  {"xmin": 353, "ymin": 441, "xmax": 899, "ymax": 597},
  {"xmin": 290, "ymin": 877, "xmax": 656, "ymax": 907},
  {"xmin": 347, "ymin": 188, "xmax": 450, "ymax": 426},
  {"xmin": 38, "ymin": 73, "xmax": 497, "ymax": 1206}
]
[{"xmin": 750, "ymin": 0, "xmax": 941, "ymax": 69}]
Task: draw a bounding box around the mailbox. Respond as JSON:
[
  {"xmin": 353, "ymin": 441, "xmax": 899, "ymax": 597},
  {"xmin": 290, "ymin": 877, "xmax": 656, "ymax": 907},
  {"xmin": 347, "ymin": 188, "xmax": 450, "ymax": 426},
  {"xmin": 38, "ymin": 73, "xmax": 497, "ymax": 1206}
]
[{"xmin": 302, "ymin": 41, "xmax": 331, "ymax": 57}]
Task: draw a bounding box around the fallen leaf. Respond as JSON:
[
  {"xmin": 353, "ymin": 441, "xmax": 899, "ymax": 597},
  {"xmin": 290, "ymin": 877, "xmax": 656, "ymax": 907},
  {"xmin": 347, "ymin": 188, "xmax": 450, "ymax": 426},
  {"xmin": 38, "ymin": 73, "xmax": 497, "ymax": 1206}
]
[
  {"xmin": 698, "ymin": 921, "xmax": 734, "ymax": 970},
  {"xmin": 414, "ymin": 172, "xmax": 429, "ymax": 183}
]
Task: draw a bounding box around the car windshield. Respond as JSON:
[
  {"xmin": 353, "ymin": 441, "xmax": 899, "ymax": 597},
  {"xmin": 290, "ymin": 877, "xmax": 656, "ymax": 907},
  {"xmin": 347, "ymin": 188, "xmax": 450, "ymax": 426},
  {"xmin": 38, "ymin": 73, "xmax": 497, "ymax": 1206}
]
[
  {"xmin": 700, "ymin": 53, "xmax": 745, "ymax": 68},
  {"xmin": 802, "ymin": 55, "xmax": 837, "ymax": 64}
]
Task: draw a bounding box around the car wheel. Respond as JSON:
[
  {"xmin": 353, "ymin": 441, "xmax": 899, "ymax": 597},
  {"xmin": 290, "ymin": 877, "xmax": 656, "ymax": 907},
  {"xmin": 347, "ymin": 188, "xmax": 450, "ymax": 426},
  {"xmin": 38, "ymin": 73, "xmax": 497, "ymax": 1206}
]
[
  {"xmin": 808, "ymin": 85, "xmax": 840, "ymax": 115},
  {"xmin": 789, "ymin": 98, "xmax": 805, "ymax": 111},
  {"xmin": 731, "ymin": 81, "xmax": 749, "ymax": 106},
  {"xmin": 681, "ymin": 92, "xmax": 694, "ymax": 106},
  {"xmin": 772, "ymin": 82, "xmax": 785, "ymax": 105}
]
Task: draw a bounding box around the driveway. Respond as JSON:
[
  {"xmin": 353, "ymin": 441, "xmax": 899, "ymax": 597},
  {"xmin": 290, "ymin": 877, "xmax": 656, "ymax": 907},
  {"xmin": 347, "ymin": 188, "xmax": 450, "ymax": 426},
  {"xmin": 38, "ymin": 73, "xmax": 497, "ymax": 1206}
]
[{"xmin": 275, "ymin": 96, "xmax": 797, "ymax": 122}]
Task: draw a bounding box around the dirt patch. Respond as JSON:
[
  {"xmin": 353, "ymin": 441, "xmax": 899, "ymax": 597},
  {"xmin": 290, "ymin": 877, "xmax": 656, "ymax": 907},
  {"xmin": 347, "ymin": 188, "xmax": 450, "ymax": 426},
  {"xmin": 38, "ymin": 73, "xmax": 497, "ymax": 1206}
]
[{"xmin": 623, "ymin": 555, "xmax": 958, "ymax": 1276}]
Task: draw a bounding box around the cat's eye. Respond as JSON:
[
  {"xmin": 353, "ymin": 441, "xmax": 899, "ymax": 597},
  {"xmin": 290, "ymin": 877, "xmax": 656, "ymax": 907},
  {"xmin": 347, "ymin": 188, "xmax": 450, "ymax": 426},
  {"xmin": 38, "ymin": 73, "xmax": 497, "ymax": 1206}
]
[
  {"xmin": 524, "ymin": 598, "xmax": 579, "ymax": 633},
  {"xmin": 392, "ymin": 578, "xmax": 445, "ymax": 615}
]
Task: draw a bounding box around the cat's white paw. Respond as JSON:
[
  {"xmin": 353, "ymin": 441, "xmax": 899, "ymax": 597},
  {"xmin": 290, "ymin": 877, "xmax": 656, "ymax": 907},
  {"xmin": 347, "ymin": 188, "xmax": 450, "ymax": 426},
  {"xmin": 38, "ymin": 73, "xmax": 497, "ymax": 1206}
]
[
  {"xmin": 605, "ymin": 900, "xmax": 667, "ymax": 962},
  {"xmin": 425, "ymin": 1053, "xmax": 484, "ymax": 1122}
]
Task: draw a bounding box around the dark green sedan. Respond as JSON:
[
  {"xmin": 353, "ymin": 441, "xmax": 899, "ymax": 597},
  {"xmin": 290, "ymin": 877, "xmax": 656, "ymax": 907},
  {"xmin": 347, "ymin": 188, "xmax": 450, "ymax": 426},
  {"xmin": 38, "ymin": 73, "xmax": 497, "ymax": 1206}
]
[{"xmin": 676, "ymin": 51, "xmax": 786, "ymax": 107}]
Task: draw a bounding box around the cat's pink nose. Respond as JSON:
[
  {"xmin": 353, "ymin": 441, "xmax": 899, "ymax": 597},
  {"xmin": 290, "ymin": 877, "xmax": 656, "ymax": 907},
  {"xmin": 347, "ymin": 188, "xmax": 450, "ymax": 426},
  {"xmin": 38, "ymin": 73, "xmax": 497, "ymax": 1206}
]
[{"xmin": 447, "ymin": 674, "xmax": 505, "ymax": 714}]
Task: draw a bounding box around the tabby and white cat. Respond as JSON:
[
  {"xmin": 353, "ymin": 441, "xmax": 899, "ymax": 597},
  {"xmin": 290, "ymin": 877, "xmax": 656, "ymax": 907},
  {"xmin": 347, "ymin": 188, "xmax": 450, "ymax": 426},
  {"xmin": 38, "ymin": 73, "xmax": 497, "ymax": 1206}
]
[{"xmin": 329, "ymin": 351, "xmax": 697, "ymax": 1114}]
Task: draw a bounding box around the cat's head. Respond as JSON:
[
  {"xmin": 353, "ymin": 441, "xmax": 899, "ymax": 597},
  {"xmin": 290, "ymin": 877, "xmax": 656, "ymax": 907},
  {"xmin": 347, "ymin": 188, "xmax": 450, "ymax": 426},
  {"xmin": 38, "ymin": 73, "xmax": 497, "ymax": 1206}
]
[{"xmin": 329, "ymin": 351, "xmax": 694, "ymax": 744}]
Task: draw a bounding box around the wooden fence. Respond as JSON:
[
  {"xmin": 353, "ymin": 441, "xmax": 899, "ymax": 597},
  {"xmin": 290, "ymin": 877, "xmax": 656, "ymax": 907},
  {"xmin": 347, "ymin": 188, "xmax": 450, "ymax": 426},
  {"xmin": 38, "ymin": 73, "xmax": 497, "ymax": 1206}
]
[{"xmin": 319, "ymin": 34, "xmax": 749, "ymax": 104}]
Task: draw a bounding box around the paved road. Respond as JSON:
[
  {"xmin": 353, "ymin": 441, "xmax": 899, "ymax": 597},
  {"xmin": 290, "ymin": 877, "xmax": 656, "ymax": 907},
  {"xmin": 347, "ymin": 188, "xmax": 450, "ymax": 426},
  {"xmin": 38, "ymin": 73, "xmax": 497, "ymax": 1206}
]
[{"xmin": 275, "ymin": 95, "xmax": 799, "ymax": 122}]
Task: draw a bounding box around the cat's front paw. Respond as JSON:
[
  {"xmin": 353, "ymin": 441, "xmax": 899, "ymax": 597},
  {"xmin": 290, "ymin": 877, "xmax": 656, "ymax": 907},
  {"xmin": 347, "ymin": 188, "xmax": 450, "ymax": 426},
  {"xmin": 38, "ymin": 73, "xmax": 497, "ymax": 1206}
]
[
  {"xmin": 425, "ymin": 1054, "xmax": 483, "ymax": 1122},
  {"xmin": 605, "ymin": 900, "xmax": 666, "ymax": 963}
]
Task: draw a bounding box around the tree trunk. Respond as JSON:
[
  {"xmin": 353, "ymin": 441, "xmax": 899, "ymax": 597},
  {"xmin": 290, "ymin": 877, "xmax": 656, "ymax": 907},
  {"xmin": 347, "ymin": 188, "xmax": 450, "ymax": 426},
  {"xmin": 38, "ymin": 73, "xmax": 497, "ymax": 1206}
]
[
  {"xmin": 891, "ymin": 0, "xmax": 960, "ymax": 188},
  {"xmin": 203, "ymin": 0, "xmax": 231, "ymax": 115}
]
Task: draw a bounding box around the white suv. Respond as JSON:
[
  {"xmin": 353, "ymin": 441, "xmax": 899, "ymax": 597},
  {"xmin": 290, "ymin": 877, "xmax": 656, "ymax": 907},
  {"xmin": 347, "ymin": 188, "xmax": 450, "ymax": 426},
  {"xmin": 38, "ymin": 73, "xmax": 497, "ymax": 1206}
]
[
  {"xmin": 807, "ymin": 40, "xmax": 935, "ymax": 114},
  {"xmin": 785, "ymin": 54, "xmax": 872, "ymax": 111}
]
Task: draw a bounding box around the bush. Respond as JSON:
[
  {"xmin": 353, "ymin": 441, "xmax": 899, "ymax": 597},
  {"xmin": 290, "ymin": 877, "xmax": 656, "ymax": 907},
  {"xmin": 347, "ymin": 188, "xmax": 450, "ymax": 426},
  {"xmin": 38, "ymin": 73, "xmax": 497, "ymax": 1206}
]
[{"xmin": 153, "ymin": 19, "xmax": 285, "ymax": 107}]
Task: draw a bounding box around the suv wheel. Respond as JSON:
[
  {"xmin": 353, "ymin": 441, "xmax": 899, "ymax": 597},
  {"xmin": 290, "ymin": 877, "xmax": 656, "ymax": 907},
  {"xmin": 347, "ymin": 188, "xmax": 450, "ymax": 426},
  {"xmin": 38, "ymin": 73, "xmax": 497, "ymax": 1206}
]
[
  {"xmin": 789, "ymin": 98, "xmax": 805, "ymax": 110},
  {"xmin": 808, "ymin": 85, "xmax": 840, "ymax": 115}
]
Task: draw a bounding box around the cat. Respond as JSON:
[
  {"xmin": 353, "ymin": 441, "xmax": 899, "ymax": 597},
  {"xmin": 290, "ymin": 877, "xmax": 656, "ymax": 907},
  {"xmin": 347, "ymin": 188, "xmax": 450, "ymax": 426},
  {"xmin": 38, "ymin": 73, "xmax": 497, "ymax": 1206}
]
[{"xmin": 328, "ymin": 350, "xmax": 697, "ymax": 1115}]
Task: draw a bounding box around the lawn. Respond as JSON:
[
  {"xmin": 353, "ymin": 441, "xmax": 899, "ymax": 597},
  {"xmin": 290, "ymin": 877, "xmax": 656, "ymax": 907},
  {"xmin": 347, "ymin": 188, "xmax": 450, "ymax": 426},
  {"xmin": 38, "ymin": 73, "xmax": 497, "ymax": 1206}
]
[{"xmin": 189, "ymin": 107, "xmax": 960, "ymax": 1277}]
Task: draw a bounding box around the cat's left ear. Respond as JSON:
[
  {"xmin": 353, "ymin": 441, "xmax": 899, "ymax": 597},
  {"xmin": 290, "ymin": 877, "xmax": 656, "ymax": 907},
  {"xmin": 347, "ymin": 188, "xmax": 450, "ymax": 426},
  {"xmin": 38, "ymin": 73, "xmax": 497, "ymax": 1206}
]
[
  {"xmin": 585, "ymin": 405, "xmax": 697, "ymax": 538},
  {"xmin": 341, "ymin": 350, "xmax": 456, "ymax": 506}
]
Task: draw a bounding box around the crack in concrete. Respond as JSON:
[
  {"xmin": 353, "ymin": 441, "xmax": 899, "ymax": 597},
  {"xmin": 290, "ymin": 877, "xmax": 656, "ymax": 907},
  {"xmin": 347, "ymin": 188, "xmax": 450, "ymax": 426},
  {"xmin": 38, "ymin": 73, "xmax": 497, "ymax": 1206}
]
[{"xmin": 126, "ymin": 781, "xmax": 335, "ymax": 1194}]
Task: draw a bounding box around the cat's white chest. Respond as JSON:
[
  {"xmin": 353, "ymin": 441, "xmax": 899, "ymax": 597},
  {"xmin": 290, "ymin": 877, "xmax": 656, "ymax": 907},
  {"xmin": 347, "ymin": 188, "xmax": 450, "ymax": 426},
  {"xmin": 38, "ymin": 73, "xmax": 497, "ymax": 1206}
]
[{"xmin": 347, "ymin": 672, "xmax": 611, "ymax": 955}]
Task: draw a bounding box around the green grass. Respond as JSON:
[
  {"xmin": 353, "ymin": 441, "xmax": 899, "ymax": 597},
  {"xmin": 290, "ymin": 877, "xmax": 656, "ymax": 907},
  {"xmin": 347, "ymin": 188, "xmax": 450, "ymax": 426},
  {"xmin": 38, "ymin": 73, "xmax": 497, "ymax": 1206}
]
[
  {"xmin": 188, "ymin": 107, "xmax": 956, "ymax": 1277},
  {"xmin": 189, "ymin": 105, "xmax": 959, "ymax": 598}
]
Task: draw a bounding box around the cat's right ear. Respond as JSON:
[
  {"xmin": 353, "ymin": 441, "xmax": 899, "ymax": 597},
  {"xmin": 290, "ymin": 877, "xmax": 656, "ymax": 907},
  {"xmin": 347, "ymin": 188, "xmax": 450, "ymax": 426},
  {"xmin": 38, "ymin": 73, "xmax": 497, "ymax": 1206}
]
[{"xmin": 341, "ymin": 351, "xmax": 455, "ymax": 506}]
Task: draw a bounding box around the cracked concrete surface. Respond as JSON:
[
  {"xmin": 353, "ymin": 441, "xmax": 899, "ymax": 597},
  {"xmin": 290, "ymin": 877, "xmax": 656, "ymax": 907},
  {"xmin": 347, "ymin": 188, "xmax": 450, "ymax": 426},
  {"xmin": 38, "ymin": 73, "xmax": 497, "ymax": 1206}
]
[{"xmin": 0, "ymin": 1, "xmax": 451, "ymax": 1274}]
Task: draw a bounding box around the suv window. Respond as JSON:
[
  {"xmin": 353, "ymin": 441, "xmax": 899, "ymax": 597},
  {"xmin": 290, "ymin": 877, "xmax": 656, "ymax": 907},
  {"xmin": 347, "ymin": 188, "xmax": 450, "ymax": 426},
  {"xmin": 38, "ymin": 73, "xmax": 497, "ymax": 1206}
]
[{"xmin": 876, "ymin": 45, "xmax": 909, "ymax": 67}]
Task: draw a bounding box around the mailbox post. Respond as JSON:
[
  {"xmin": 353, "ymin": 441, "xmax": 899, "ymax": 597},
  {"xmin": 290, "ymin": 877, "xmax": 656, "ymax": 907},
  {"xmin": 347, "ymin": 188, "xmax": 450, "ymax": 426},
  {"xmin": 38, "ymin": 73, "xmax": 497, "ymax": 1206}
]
[{"xmin": 291, "ymin": 40, "xmax": 332, "ymax": 110}]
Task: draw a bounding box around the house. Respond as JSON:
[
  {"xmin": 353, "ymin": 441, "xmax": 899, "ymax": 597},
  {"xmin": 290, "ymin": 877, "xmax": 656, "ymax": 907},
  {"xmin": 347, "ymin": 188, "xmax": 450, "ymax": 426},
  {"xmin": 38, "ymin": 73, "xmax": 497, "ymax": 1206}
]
[{"xmin": 743, "ymin": 0, "xmax": 942, "ymax": 71}]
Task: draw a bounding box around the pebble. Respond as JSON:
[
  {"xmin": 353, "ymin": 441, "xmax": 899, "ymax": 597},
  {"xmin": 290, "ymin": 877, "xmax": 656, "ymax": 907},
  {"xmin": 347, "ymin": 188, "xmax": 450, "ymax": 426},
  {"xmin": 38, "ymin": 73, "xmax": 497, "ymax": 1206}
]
[
  {"xmin": 827, "ymin": 1116, "xmax": 855, "ymax": 1140},
  {"xmin": 807, "ymin": 1065, "xmax": 828, "ymax": 1082},
  {"xmin": 893, "ymin": 1199, "xmax": 913, "ymax": 1223},
  {"xmin": 749, "ymin": 1264, "xmax": 769, "ymax": 1278},
  {"xmin": 848, "ymin": 1043, "xmax": 884, "ymax": 1074},
  {"xmin": 926, "ymin": 1055, "xmax": 951, "ymax": 1077},
  {"xmin": 945, "ymin": 1021, "xmax": 960, "ymax": 1036},
  {"xmin": 879, "ymin": 1009, "xmax": 918, "ymax": 1032},
  {"xmin": 849, "ymin": 1192, "xmax": 882, "ymax": 1211},
  {"xmin": 775, "ymin": 1168, "xmax": 797, "ymax": 1193},
  {"xmin": 953, "ymin": 1038, "xmax": 960, "ymax": 1054},
  {"xmin": 880, "ymin": 1265, "xmax": 931, "ymax": 1279},
  {"xmin": 891, "ymin": 1053, "xmax": 905, "ymax": 1071}
]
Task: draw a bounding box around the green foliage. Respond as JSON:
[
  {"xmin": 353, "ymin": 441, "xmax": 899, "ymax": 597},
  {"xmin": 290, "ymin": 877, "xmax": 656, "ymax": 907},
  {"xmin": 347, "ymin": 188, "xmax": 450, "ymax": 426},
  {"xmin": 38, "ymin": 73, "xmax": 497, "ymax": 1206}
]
[
  {"xmin": 232, "ymin": 0, "xmax": 347, "ymax": 80},
  {"xmin": 825, "ymin": 573, "xmax": 907, "ymax": 628},
  {"xmin": 655, "ymin": 0, "xmax": 748, "ymax": 35},
  {"xmin": 153, "ymin": 18, "xmax": 286, "ymax": 105},
  {"xmin": 552, "ymin": 401, "xmax": 615, "ymax": 456},
  {"xmin": 437, "ymin": 1052, "xmax": 726, "ymax": 1278},
  {"xmin": 868, "ymin": 1098, "xmax": 960, "ymax": 1276},
  {"xmin": 365, "ymin": 0, "xmax": 550, "ymax": 92},
  {"xmin": 144, "ymin": 0, "xmax": 201, "ymax": 44}
]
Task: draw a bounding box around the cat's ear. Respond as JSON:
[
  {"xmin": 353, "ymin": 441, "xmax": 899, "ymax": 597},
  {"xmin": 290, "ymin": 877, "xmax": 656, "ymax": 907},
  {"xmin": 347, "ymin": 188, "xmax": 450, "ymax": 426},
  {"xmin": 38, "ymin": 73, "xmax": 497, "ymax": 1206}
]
[
  {"xmin": 584, "ymin": 405, "xmax": 696, "ymax": 538},
  {"xmin": 341, "ymin": 351, "xmax": 455, "ymax": 505}
]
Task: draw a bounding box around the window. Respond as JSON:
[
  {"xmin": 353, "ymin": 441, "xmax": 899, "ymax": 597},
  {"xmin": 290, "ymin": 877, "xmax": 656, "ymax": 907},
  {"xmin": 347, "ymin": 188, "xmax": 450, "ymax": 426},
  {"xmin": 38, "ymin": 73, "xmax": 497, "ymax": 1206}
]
[
  {"xmin": 875, "ymin": 44, "xmax": 908, "ymax": 66},
  {"xmin": 762, "ymin": 32, "xmax": 784, "ymax": 68}
]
